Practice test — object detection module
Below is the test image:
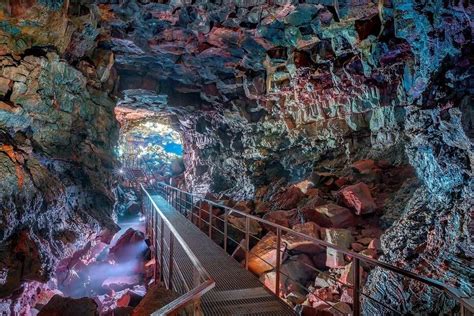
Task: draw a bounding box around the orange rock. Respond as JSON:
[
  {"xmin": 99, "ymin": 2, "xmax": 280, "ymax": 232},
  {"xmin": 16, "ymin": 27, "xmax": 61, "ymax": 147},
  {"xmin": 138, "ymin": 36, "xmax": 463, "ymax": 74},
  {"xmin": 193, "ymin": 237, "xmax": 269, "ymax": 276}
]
[{"xmin": 247, "ymin": 233, "xmax": 285, "ymax": 276}]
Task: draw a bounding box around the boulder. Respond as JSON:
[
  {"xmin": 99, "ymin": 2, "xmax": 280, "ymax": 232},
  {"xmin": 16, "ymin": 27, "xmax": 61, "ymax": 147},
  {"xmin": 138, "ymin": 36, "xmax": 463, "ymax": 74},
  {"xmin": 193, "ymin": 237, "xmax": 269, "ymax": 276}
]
[
  {"xmin": 322, "ymin": 229, "xmax": 353, "ymax": 268},
  {"xmin": 132, "ymin": 284, "xmax": 179, "ymax": 316},
  {"xmin": 351, "ymin": 159, "xmax": 379, "ymax": 174},
  {"xmin": 314, "ymin": 204, "xmax": 355, "ymax": 228},
  {"xmin": 270, "ymin": 186, "xmax": 306, "ymax": 210},
  {"xmin": 247, "ymin": 233, "xmax": 285, "ymax": 276},
  {"xmin": 109, "ymin": 228, "xmax": 146, "ymax": 263},
  {"xmin": 227, "ymin": 215, "xmax": 262, "ymax": 235},
  {"xmin": 284, "ymin": 222, "xmax": 324, "ymax": 255},
  {"xmin": 350, "ymin": 242, "xmax": 365, "ymax": 252},
  {"xmin": 280, "ymin": 254, "xmax": 317, "ymax": 294},
  {"xmin": 233, "ymin": 200, "xmax": 254, "ymax": 213},
  {"xmin": 38, "ymin": 295, "xmax": 98, "ymax": 316},
  {"xmin": 338, "ymin": 183, "xmax": 377, "ymax": 215},
  {"xmin": 262, "ymin": 209, "xmax": 298, "ymax": 231}
]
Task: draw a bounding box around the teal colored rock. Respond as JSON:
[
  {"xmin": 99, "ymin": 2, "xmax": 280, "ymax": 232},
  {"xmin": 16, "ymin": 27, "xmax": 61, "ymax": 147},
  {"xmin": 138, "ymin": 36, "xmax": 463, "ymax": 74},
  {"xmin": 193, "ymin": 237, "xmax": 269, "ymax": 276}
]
[{"xmin": 285, "ymin": 4, "xmax": 319, "ymax": 27}]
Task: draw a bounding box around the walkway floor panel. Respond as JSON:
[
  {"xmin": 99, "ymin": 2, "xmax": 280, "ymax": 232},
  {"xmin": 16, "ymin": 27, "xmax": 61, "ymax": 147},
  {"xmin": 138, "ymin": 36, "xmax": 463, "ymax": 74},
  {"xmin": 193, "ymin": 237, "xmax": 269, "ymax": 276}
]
[{"xmin": 151, "ymin": 195, "xmax": 295, "ymax": 316}]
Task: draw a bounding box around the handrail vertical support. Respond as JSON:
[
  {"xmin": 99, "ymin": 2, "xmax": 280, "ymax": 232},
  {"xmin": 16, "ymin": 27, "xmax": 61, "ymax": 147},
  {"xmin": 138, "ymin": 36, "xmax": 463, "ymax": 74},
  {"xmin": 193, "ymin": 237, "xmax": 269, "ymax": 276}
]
[
  {"xmin": 353, "ymin": 257, "xmax": 361, "ymax": 316},
  {"xmin": 208, "ymin": 203, "xmax": 213, "ymax": 239},
  {"xmin": 224, "ymin": 209, "xmax": 228, "ymax": 253},
  {"xmin": 275, "ymin": 227, "xmax": 281, "ymax": 297},
  {"xmin": 169, "ymin": 231, "xmax": 174, "ymax": 291},
  {"xmin": 160, "ymin": 219, "xmax": 164, "ymax": 282},
  {"xmin": 245, "ymin": 217, "xmax": 250, "ymax": 270}
]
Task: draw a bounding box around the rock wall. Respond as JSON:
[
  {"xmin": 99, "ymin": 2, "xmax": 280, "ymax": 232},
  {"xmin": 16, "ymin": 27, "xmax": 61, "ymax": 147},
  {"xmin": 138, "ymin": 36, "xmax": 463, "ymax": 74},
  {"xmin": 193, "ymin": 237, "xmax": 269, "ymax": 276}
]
[
  {"xmin": 97, "ymin": 0, "xmax": 472, "ymax": 313},
  {"xmin": 0, "ymin": 1, "xmax": 119, "ymax": 312}
]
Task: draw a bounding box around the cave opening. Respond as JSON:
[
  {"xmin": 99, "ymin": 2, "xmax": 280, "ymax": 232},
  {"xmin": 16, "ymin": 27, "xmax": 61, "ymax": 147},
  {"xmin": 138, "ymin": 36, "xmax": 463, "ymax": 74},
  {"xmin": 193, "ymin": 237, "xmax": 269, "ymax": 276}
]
[{"xmin": 116, "ymin": 117, "xmax": 184, "ymax": 178}]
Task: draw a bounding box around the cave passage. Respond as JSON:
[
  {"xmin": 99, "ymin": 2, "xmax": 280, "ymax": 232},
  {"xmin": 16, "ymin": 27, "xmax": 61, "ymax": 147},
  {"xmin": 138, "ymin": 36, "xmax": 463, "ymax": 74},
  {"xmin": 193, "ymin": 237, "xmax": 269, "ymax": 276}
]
[
  {"xmin": 117, "ymin": 119, "xmax": 184, "ymax": 177},
  {"xmin": 0, "ymin": 0, "xmax": 471, "ymax": 315}
]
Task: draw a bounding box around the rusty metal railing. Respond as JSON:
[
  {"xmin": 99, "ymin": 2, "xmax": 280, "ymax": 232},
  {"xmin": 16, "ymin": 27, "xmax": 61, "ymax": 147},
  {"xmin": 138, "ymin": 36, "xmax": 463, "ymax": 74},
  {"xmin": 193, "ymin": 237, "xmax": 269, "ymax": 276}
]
[
  {"xmin": 154, "ymin": 182, "xmax": 473, "ymax": 316},
  {"xmin": 142, "ymin": 186, "xmax": 215, "ymax": 315}
]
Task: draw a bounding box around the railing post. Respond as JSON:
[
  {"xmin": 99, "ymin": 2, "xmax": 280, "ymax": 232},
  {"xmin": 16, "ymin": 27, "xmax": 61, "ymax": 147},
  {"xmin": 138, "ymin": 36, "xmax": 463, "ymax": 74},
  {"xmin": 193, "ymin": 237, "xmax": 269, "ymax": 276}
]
[
  {"xmin": 353, "ymin": 257, "xmax": 361, "ymax": 316},
  {"xmin": 198, "ymin": 201, "xmax": 203, "ymax": 230},
  {"xmin": 275, "ymin": 227, "xmax": 281, "ymax": 296},
  {"xmin": 224, "ymin": 209, "xmax": 228, "ymax": 253},
  {"xmin": 245, "ymin": 217, "xmax": 250, "ymax": 270},
  {"xmin": 208, "ymin": 203, "xmax": 213, "ymax": 238},
  {"xmin": 169, "ymin": 230, "xmax": 174, "ymax": 291},
  {"xmin": 154, "ymin": 214, "xmax": 159, "ymax": 281},
  {"xmin": 160, "ymin": 218, "xmax": 164, "ymax": 283}
]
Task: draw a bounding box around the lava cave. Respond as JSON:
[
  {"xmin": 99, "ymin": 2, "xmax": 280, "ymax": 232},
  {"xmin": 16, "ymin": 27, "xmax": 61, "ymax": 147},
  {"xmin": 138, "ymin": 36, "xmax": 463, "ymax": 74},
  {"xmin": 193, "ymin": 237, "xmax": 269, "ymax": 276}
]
[{"xmin": 0, "ymin": 0, "xmax": 472, "ymax": 315}]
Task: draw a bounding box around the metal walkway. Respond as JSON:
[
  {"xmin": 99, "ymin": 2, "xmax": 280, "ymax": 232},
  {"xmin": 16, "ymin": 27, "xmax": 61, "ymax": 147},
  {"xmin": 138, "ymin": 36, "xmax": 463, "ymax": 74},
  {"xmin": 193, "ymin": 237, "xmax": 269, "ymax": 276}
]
[{"xmin": 150, "ymin": 195, "xmax": 295, "ymax": 316}]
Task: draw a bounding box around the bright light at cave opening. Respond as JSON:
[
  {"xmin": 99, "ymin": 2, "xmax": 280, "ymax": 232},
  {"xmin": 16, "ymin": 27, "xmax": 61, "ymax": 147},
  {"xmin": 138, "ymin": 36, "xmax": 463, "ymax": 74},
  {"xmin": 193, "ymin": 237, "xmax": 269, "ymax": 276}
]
[{"xmin": 117, "ymin": 120, "xmax": 183, "ymax": 175}]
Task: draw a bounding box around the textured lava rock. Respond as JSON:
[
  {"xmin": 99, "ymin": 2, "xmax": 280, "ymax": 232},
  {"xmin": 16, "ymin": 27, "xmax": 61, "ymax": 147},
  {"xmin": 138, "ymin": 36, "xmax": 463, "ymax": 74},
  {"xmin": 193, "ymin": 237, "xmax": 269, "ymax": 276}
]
[
  {"xmin": 0, "ymin": 1, "xmax": 119, "ymax": 310},
  {"xmin": 38, "ymin": 295, "xmax": 99, "ymax": 316}
]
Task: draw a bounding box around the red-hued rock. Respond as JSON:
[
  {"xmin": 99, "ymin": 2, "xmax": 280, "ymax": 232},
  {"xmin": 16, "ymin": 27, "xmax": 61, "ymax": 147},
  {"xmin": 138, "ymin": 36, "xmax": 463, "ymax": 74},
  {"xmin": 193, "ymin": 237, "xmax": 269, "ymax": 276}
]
[
  {"xmin": 360, "ymin": 248, "xmax": 378, "ymax": 259},
  {"xmin": 314, "ymin": 204, "xmax": 355, "ymax": 228},
  {"xmin": 233, "ymin": 200, "xmax": 254, "ymax": 213},
  {"xmin": 262, "ymin": 209, "xmax": 298, "ymax": 231},
  {"xmin": 304, "ymin": 195, "xmax": 328, "ymax": 209},
  {"xmin": 368, "ymin": 238, "xmax": 381, "ymax": 250},
  {"xmin": 334, "ymin": 177, "xmax": 349, "ymax": 188},
  {"xmin": 284, "ymin": 222, "xmax": 324, "ymax": 255},
  {"xmin": 339, "ymin": 262, "xmax": 364, "ymax": 285},
  {"xmin": 38, "ymin": 295, "xmax": 98, "ymax": 316},
  {"xmin": 132, "ymin": 284, "xmax": 179, "ymax": 316},
  {"xmin": 338, "ymin": 183, "xmax": 377, "ymax": 215},
  {"xmin": 270, "ymin": 186, "xmax": 306, "ymax": 210},
  {"xmin": 294, "ymin": 180, "xmax": 314, "ymax": 194},
  {"xmin": 117, "ymin": 290, "xmax": 144, "ymax": 307},
  {"xmin": 360, "ymin": 227, "xmax": 383, "ymax": 238},
  {"xmin": 351, "ymin": 159, "xmax": 378, "ymax": 174},
  {"xmin": 356, "ymin": 237, "xmax": 372, "ymax": 246},
  {"xmin": 350, "ymin": 242, "xmax": 365, "ymax": 252},
  {"xmin": 109, "ymin": 228, "xmax": 146, "ymax": 263},
  {"xmin": 227, "ymin": 215, "xmax": 262, "ymax": 235},
  {"xmin": 309, "ymin": 286, "xmax": 337, "ymax": 306}
]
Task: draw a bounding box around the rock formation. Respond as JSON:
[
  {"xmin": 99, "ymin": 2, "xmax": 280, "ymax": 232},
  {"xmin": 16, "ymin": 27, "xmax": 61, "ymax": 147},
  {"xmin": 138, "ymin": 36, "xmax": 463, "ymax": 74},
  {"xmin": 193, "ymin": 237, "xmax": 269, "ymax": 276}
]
[{"xmin": 0, "ymin": 0, "xmax": 471, "ymax": 315}]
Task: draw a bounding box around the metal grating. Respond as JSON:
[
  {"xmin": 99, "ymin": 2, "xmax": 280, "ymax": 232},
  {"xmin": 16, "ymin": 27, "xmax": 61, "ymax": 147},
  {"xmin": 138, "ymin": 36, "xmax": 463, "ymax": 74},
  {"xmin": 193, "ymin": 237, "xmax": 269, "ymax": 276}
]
[{"xmin": 151, "ymin": 195, "xmax": 295, "ymax": 315}]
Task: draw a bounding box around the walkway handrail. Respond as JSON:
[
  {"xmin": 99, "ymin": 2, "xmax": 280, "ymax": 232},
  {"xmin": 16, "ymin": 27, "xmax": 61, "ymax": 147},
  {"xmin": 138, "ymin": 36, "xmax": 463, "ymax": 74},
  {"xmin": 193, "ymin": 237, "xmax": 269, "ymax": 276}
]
[
  {"xmin": 156, "ymin": 182, "xmax": 474, "ymax": 314},
  {"xmin": 142, "ymin": 185, "xmax": 215, "ymax": 315}
]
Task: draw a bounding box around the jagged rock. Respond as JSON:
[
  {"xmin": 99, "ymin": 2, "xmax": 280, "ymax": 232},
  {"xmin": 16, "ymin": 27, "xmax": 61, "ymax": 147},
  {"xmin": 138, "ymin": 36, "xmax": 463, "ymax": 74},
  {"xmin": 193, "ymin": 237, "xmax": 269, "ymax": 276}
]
[
  {"xmin": 247, "ymin": 233, "xmax": 285, "ymax": 276},
  {"xmin": 109, "ymin": 229, "xmax": 146, "ymax": 263},
  {"xmin": 270, "ymin": 186, "xmax": 306, "ymax": 210},
  {"xmin": 262, "ymin": 210, "xmax": 298, "ymax": 230},
  {"xmin": 132, "ymin": 284, "xmax": 179, "ymax": 316},
  {"xmin": 303, "ymin": 204, "xmax": 355, "ymax": 228},
  {"xmin": 338, "ymin": 183, "xmax": 377, "ymax": 215},
  {"xmin": 284, "ymin": 222, "xmax": 324, "ymax": 255},
  {"xmin": 38, "ymin": 295, "xmax": 99, "ymax": 316}
]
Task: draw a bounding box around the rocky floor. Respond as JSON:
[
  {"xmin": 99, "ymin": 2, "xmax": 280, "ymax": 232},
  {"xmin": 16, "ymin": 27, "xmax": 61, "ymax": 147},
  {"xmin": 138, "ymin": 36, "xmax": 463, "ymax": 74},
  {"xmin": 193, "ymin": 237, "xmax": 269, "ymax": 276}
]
[{"xmin": 191, "ymin": 159, "xmax": 417, "ymax": 315}]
